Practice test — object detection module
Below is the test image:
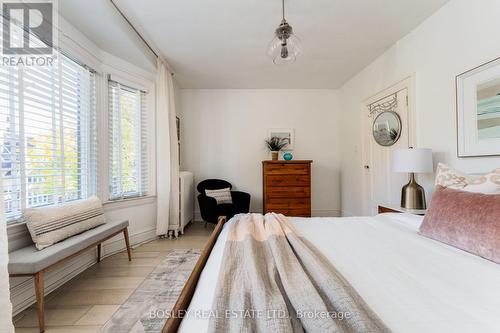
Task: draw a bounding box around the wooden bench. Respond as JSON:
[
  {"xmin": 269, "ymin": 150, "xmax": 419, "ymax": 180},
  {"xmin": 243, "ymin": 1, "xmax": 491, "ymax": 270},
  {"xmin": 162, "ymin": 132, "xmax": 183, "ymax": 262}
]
[{"xmin": 8, "ymin": 220, "xmax": 132, "ymax": 333}]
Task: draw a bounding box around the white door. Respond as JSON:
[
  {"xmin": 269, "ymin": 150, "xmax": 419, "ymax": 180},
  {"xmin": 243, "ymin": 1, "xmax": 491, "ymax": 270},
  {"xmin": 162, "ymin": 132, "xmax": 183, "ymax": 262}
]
[{"xmin": 362, "ymin": 85, "xmax": 411, "ymax": 215}]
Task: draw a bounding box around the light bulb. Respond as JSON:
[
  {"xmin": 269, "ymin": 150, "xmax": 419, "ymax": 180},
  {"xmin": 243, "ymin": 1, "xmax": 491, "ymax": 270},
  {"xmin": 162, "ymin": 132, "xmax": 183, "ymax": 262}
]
[{"xmin": 280, "ymin": 43, "xmax": 289, "ymax": 59}]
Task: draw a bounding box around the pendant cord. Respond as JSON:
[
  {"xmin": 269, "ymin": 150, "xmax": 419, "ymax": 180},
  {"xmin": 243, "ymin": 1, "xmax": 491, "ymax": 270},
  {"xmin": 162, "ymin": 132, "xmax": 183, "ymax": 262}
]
[{"xmin": 282, "ymin": 0, "xmax": 285, "ymax": 20}]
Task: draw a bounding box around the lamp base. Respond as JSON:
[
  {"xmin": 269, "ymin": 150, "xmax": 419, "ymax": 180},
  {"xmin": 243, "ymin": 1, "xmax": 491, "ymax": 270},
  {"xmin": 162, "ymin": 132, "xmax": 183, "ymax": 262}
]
[{"xmin": 401, "ymin": 173, "xmax": 427, "ymax": 210}]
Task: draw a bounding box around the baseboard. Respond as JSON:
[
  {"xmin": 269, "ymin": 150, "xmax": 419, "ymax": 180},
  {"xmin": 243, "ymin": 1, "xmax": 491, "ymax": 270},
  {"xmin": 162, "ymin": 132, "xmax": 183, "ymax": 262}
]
[
  {"xmin": 10, "ymin": 226, "xmax": 157, "ymax": 316},
  {"xmin": 101, "ymin": 227, "xmax": 157, "ymax": 256}
]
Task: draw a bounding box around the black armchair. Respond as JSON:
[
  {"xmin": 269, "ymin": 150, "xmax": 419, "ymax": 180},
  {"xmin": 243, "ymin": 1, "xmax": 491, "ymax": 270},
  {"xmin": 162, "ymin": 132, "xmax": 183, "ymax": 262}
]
[{"xmin": 197, "ymin": 179, "xmax": 251, "ymax": 224}]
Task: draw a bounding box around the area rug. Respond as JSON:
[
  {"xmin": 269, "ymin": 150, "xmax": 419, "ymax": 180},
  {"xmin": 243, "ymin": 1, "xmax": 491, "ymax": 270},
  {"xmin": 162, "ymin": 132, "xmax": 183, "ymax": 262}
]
[{"xmin": 100, "ymin": 249, "xmax": 201, "ymax": 333}]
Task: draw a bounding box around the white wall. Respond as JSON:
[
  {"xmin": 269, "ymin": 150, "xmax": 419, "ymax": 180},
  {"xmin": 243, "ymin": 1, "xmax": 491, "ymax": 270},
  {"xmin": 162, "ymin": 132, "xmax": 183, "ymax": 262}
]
[
  {"xmin": 339, "ymin": 0, "xmax": 500, "ymax": 216},
  {"xmin": 180, "ymin": 89, "xmax": 341, "ymax": 217}
]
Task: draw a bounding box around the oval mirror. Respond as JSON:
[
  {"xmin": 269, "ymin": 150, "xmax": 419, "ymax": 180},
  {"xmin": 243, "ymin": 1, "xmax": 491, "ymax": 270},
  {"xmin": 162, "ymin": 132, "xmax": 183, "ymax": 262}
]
[{"xmin": 372, "ymin": 111, "xmax": 402, "ymax": 147}]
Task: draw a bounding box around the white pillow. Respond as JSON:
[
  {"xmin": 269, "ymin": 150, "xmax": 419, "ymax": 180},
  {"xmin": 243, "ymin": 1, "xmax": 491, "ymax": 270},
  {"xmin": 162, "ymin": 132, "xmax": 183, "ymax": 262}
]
[
  {"xmin": 24, "ymin": 196, "xmax": 106, "ymax": 250},
  {"xmin": 205, "ymin": 188, "xmax": 233, "ymax": 204},
  {"xmin": 435, "ymin": 163, "xmax": 500, "ymax": 194}
]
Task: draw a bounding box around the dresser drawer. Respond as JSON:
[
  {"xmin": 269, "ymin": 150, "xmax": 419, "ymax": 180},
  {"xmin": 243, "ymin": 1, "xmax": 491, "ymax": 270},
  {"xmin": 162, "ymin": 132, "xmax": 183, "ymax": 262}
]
[
  {"xmin": 266, "ymin": 175, "xmax": 309, "ymax": 187},
  {"xmin": 265, "ymin": 197, "xmax": 310, "ymax": 209},
  {"xmin": 265, "ymin": 208, "xmax": 311, "ymax": 217},
  {"xmin": 265, "ymin": 186, "xmax": 311, "ymax": 197},
  {"xmin": 264, "ymin": 163, "xmax": 310, "ymax": 175}
]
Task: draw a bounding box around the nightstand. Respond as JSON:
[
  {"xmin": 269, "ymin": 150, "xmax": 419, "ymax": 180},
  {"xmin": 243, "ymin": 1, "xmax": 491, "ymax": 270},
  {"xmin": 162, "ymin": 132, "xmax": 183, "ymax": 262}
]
[{"xmin": 378, "ymin": 204, "xmax": 426, "ymax": 216}]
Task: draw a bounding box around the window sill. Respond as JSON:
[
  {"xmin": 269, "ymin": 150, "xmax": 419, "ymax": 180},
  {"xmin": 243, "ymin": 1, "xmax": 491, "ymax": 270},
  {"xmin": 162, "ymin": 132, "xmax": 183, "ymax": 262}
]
[{"xmin": 103, "ymin": 195, "xmax": 156, "ymax": 211}]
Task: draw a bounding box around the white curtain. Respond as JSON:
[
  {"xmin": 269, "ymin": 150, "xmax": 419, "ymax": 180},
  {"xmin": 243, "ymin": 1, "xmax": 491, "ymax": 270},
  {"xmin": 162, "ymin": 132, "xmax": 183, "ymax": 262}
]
[{"xmin": 156, "ymin": 59, "xmax": 180, "ymax": 237}]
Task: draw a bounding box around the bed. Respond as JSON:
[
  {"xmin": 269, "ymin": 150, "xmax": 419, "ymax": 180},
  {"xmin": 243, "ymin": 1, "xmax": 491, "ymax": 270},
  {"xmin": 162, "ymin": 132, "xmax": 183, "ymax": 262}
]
[{"xmin": 164, "ymin": 213, "xmax": 500, "ymax": 333}]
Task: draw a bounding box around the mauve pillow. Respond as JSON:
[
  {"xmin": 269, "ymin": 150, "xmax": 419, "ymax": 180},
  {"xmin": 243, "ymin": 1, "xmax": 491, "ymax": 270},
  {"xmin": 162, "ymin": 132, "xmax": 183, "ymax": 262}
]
[{"xmin": 419, "ymin": 186, "xmax": 500, "ymax": 264}]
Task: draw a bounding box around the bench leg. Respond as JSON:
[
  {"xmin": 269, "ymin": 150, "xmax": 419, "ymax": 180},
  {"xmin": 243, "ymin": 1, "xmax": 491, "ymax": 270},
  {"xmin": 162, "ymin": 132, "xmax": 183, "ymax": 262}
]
[
  {"xmin": 97, "ymin": 243, "xmax": 102, "ymax": 263},
  {"xmin": 34, "ymin": 271, "xmax": 45, "ymax": 333},
  {"xmin": 123, "ymin": 228, "xmax": 132, "ymax": 261}
]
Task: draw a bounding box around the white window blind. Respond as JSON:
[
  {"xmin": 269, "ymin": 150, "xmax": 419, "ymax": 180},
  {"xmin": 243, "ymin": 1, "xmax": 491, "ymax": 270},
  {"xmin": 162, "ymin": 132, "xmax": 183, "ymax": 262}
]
[
  {"xmin": 0, "ymin": 53, "xmax": 97, "ymax": 221},
  {"xmin": 108, "ymin": 79, "xmax": 148, "ymax": 200}
]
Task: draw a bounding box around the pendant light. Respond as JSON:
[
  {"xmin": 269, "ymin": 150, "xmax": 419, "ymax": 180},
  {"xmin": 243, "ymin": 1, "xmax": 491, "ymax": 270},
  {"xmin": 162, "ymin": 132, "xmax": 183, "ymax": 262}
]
[{"xmin": 267, "ymin": 0, "xmax": 301, "ymax": 64}]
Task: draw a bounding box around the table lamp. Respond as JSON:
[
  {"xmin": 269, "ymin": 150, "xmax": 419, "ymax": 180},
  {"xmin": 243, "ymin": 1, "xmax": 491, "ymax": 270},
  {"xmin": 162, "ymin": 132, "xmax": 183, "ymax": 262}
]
[{"xmin": 392, "ymin": 148, "xmax": 433, "ymax": 210}]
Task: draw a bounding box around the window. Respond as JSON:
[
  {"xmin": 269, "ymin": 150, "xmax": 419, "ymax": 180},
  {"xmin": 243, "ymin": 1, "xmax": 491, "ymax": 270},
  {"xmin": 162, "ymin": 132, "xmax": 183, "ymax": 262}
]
[
  {"xmin": 0, "ymin": 53, "xmax": 97, "ymax": 221},
  {"xmin": 108, "ymin": 79, "xmax": 148, "ymax": 200}
]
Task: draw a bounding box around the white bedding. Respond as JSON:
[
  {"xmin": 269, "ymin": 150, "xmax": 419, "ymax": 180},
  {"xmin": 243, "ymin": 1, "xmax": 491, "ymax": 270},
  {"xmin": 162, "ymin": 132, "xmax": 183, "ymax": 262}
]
[{"xmin": 178, "ymin": 213, "xmax": 500, "ymax": 333}]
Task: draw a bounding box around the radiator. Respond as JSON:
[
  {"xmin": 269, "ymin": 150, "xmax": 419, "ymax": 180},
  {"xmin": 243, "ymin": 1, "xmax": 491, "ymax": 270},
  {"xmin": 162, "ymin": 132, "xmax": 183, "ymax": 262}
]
[{"xmin": 179, "ymin": 171, "xmax": 194, "ymax": 234}]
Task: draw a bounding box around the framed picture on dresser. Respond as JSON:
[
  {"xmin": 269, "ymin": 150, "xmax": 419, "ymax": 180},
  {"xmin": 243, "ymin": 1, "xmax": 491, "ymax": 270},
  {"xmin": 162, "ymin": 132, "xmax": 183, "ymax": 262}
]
[
  {"xmin": 457, "ymin": 56, "xmax": 500, "ymax": 157},
  {"xmin": 268, "ymin": 128, "xmax": 295, "ymax": 150}
]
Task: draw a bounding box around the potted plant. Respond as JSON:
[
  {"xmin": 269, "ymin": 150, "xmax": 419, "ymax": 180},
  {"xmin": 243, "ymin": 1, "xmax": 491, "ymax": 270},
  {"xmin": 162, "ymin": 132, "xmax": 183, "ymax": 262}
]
[{"xmin": 265, "ymin": 136, "xmax": 288, "ymax": 160}]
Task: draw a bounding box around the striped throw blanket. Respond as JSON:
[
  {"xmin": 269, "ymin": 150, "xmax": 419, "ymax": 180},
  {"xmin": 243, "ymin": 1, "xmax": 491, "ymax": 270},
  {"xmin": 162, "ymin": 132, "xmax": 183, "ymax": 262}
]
[
  {"xmin": 208, "ymin": 213, "xmax": 390, "ymax": 333},
  {"xmin": 24, "ymin": 196, "xmax": 105, "ymax": 250}
]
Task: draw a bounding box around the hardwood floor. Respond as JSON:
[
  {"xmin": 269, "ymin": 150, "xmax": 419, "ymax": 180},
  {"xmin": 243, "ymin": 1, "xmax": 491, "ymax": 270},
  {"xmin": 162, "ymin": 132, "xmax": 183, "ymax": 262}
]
[{"xmin": 13, "ymin": 222, "xmax": 213, "ymax": 333}]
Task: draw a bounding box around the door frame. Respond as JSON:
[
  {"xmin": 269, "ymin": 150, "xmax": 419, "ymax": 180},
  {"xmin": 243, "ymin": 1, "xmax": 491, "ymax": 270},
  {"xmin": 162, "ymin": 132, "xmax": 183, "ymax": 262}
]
[{"xmin": 360, "ymin": 75, "xmax": 417, "ymax": 215}]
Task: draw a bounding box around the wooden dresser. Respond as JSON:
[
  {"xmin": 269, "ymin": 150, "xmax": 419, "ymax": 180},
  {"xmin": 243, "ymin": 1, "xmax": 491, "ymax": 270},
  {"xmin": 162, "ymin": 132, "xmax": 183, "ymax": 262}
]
[{"xmin": 262, "ymin": 160, "xmax": 312, "ymax": 217}]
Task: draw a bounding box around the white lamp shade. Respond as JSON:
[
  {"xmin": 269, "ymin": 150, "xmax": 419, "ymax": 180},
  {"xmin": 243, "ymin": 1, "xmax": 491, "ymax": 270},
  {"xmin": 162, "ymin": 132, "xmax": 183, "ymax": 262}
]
[{"xmin": 392, "ymin": 148, "xmax": 433, "ymax": 173}]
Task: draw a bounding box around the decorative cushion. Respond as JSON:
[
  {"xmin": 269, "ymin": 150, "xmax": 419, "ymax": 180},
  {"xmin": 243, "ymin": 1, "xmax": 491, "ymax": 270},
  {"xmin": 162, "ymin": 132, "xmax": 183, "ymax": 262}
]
[
  {"xmin": 419, "ymin": 186, "xmax": 500, "ymax": 264},
  {"xmin": 24, "ymin": 196, "xmax": 106, "ymax": 250},
  {"xmin": 435, "ymin": 163, "xmax": 500, "ymax": 193},
  {"xmin": 205, "ymin": 188, "xmax": 233, "ymax": 204}
]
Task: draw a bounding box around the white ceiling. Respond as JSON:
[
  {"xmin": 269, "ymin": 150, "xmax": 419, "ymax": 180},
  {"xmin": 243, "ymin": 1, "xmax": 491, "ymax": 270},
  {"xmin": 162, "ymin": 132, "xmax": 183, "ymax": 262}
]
[
  {"xmin": 61, "ymin": 0, "xmax": 449, "ymax": 89},
  {"xmin": 59, "ymin": 0, "xmax": 157, "ymax": 73}
]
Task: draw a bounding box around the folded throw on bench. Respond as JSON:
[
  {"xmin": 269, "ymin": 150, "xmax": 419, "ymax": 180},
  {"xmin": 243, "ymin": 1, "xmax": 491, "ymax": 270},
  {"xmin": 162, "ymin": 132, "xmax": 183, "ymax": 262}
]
[{"xmin": 24, "ymin": 196, "xmax": 106, "ymax": 250}]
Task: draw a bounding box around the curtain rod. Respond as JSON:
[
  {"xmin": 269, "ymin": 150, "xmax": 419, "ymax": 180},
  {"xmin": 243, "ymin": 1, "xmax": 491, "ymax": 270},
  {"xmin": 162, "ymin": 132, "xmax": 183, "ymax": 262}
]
[{"xmin": 109, "ymin": 0, "xmax": 159, "ymax": 59}]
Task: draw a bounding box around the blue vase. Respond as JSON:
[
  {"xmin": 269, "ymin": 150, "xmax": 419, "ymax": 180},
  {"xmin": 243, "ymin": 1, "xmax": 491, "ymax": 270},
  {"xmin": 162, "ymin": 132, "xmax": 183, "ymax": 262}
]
[{"xmin": 283, "ymin": 152, "xmax": 293, "ymax": 161}]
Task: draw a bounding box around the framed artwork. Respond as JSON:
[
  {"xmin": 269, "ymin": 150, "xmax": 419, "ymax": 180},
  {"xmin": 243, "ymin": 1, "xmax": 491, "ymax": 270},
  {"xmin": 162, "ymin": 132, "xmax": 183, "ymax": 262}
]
[
  {"xmin": 457, "ymin": 57, "xmax": 500, "ymax": 157},
  {"xmin": 268, "ymin": 128, "xmax": 294, "ymax": 150}
]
